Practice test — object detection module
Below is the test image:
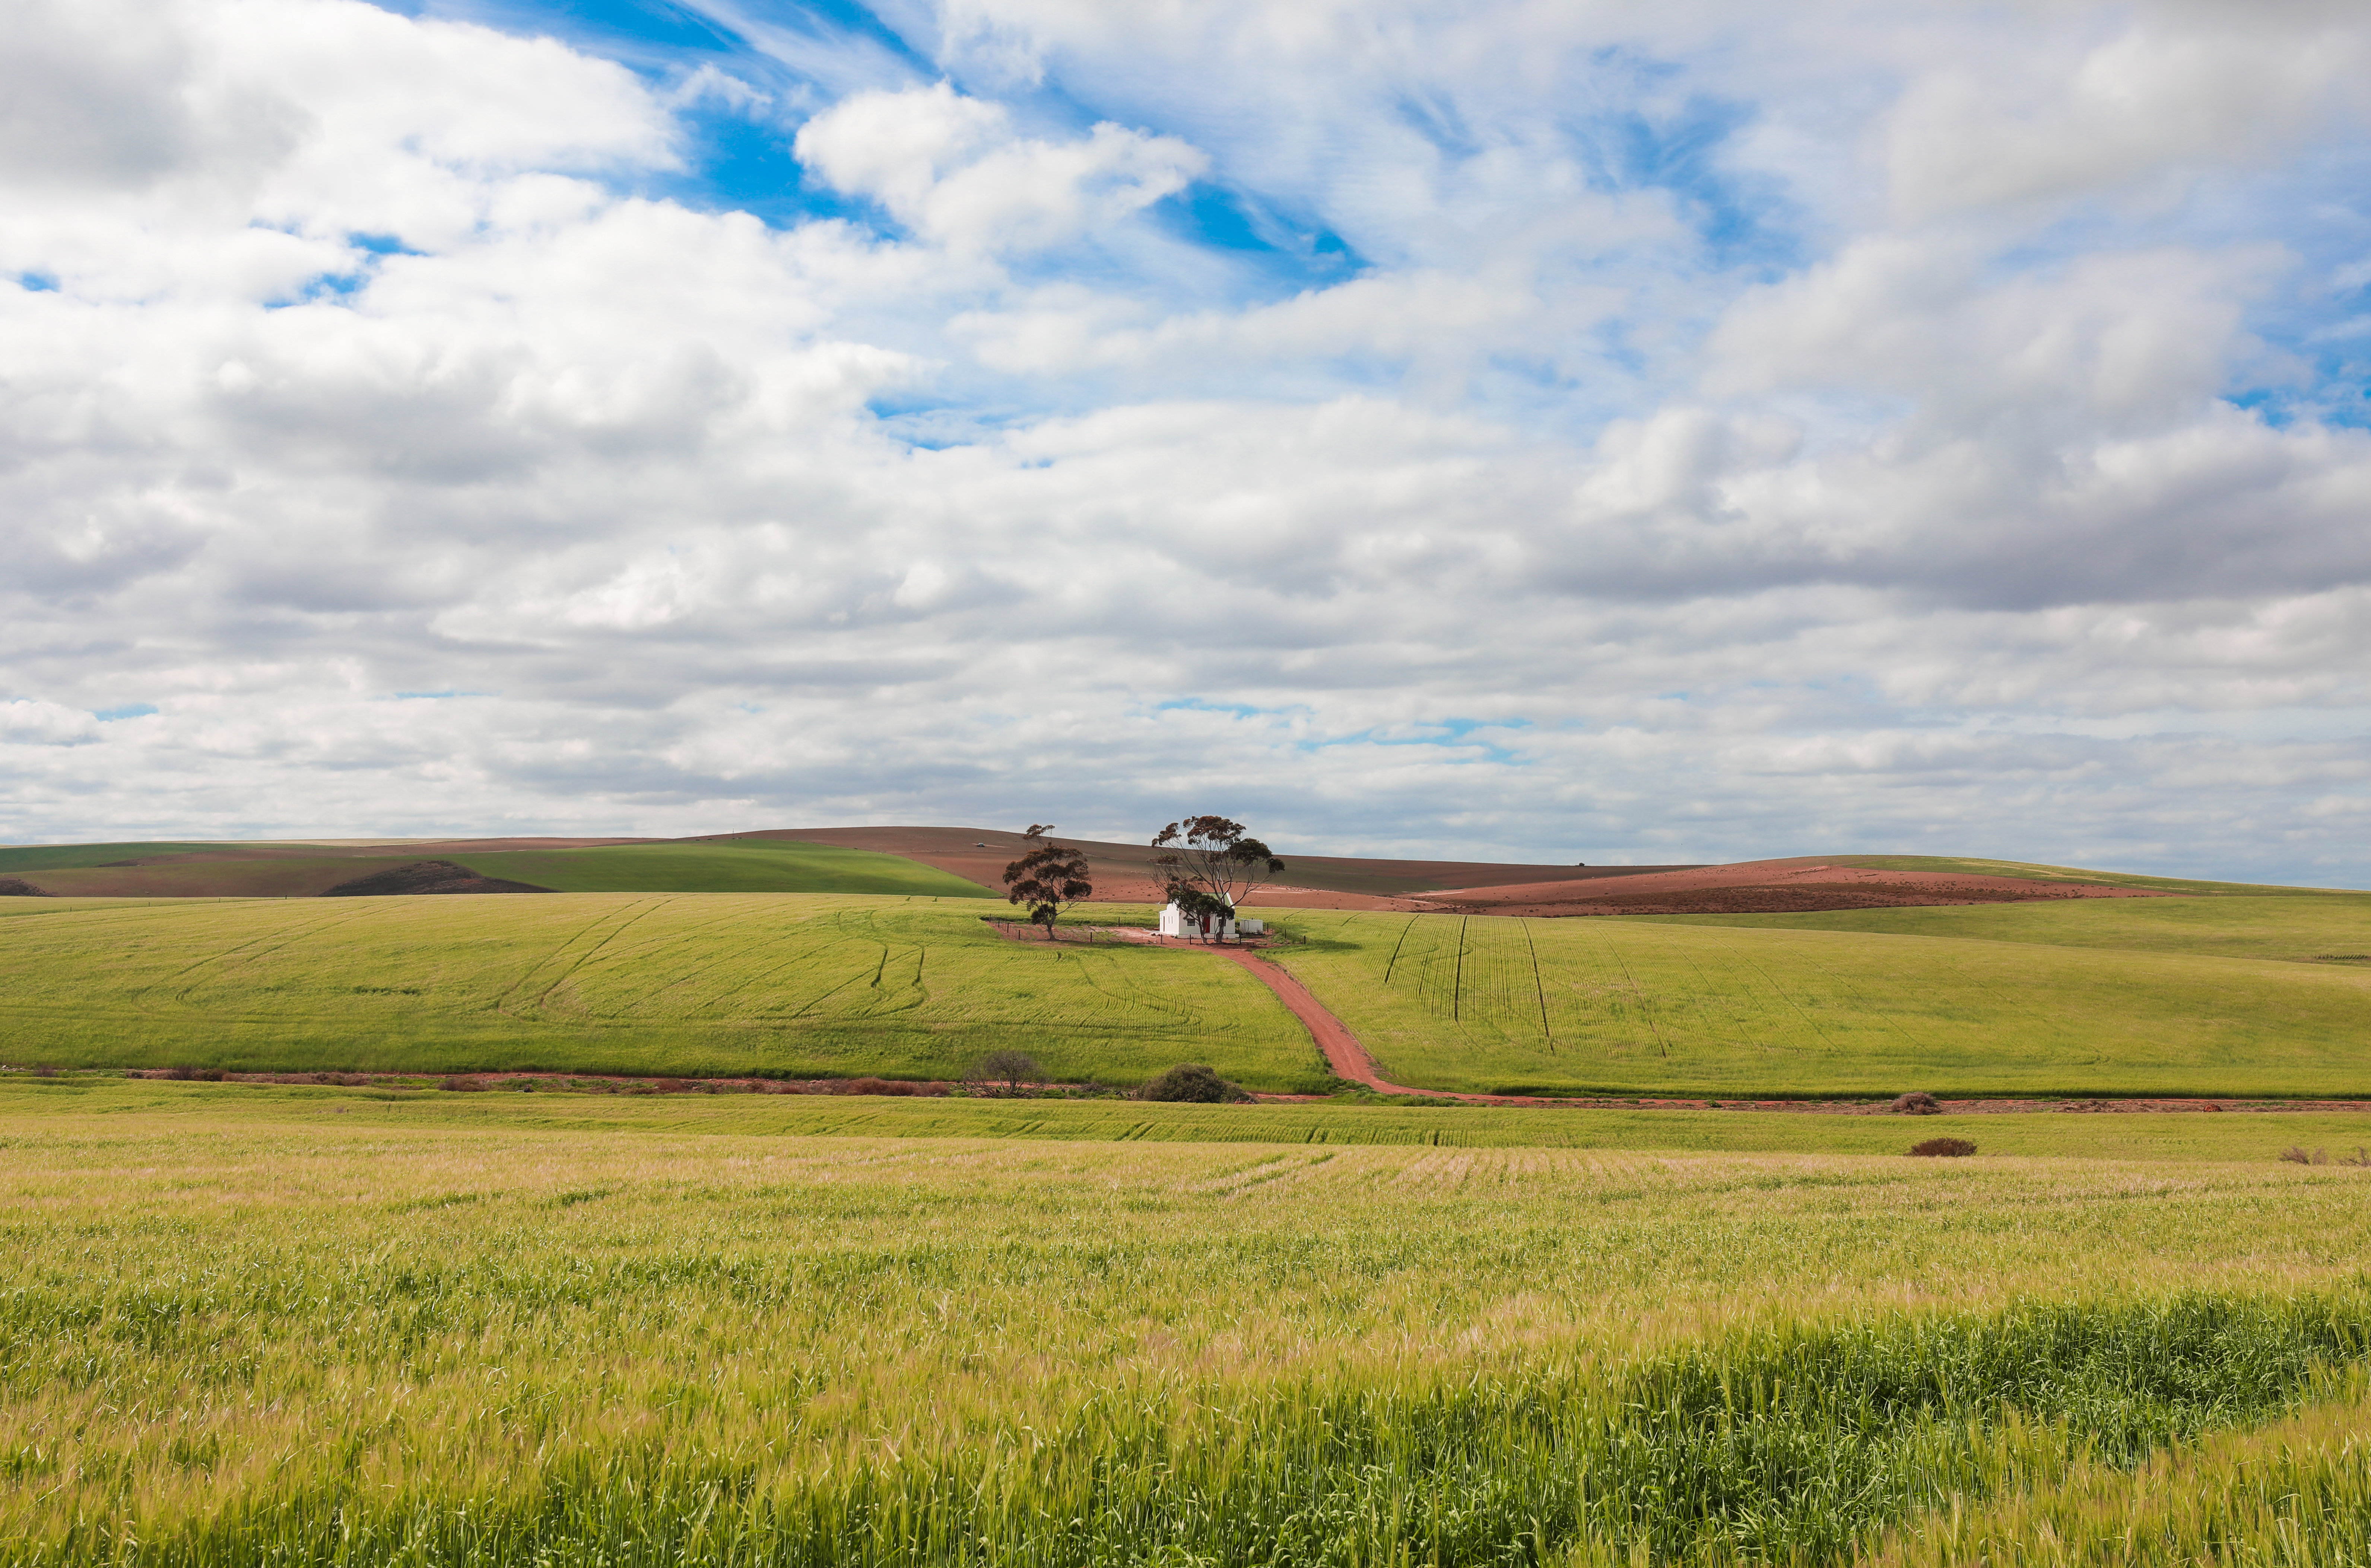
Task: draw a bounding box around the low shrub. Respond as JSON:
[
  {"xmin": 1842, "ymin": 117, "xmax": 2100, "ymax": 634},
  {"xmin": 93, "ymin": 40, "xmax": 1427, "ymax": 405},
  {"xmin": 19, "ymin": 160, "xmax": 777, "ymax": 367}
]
[
  {"xmin": 162, "ymin": 1066, "xmax": 226, "ymax": 1082},
  {"xmin": 1909, "ymin": 1136, "xmax": 1977, "ymax": 1158},
  {"xmin": 967, "ymin": 1049, "xmax": 1043, "ymax": 1096},
  {"xmin": 1892, "ymin": 1091, "xmax": 1942, "ymax": 1115},
  {"xmin": 1134, "ymin": 1064, "xmax": 1253, "ymax": 1104},
  {"xmin": 439, "ymin": 1075, "xmax": 488, "ymax": 1092},
  {"xmin": 835, "ymin": 1077, "xmax": 922, "ymax": 1096}
]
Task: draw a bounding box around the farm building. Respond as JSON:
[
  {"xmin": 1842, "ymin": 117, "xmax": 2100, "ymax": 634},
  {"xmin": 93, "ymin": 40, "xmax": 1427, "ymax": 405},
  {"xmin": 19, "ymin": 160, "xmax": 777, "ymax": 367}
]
[{"xmin": 1158, "ymin": 902, "xmax": 1265, "ymax": 941}]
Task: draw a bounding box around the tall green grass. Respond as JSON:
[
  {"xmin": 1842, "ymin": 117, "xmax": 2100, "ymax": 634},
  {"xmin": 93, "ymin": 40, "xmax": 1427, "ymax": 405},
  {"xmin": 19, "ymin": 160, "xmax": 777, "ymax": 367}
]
[
  {"xmin": 1260, "ymin": 907, "xmax": 2371, "ymax": 1097},
  {"xmin": 23, "ymin": 1297, "xmax": 2363, "ymax": 1566},
  {"xmin": 1868, "ymin": 1381, "xmax": 2371, "ymax": 1566},
  {"xmin": 10, "ymin": 1100, "xmax": 2371, "ymax": 1564}
]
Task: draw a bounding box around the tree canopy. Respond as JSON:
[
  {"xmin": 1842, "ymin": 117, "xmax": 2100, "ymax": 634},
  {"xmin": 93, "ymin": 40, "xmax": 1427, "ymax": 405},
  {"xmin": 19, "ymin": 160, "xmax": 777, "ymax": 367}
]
[
  {"xmin": 1001, "ymin": 826, "xmax": 1092, "ymax": 938},
  {"xmin": 1150, "ymin": 815, "xmax": 1285, "ymax": 912}
]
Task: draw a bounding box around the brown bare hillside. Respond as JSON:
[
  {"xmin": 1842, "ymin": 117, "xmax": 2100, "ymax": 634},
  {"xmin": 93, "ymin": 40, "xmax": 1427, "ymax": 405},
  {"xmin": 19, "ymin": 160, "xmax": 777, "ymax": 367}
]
[
  {"xmin": 732, "ymin": 826, "xmax": 1688, "ymax": 909},
  {"xmin": 1419, "ymin": 858, "xmax": 2181, "ymax": 916}
]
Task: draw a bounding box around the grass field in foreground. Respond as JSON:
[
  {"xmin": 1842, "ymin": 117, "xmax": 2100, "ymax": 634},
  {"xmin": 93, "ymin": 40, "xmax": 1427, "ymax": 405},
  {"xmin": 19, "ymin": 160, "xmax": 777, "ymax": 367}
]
[
  {"xmin": 8, "ymin": 1086, "xmax": 2371, "ymax": 1565},
  {"xmin": 16, "ymin": 1075, "xmax": 2371, "ymax": 1162},
  {"xmin": 1260, "ymin": 903, "xmax": 2371, "ymax": 1097},
  {"xmin": 1637, "ymin": 890, "xmax": 2371, "ymax": 964},
  {"xmin": 0, "ymin": 894, "xmax": 1322, "ymax": 1087}
]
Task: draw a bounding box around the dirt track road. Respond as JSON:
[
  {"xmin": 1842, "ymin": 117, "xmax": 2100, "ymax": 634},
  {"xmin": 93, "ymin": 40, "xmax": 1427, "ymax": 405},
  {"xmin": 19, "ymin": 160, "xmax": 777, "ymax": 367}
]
[
  {"xmin": 1035, "ymin": 926, "xmax": 2371, "ymax": 1113},
  {"xmin": 1208, "ymin": 947, "xmax": 1453, "ymax": 1097}
]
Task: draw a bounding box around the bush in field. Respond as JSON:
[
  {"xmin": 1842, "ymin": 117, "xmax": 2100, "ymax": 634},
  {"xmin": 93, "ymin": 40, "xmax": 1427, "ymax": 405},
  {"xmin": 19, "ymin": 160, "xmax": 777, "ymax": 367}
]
[
  {"xmin": 1909, "ymin": 1136, "xmax": 1977, "ymax": 1157},
  {"xmin": 440, "ymin": 1075, "xmax": 488, "ymax": 1092},
  {"xmin": 1892, "ymin": 1091, "xmax": 1942, "ymax": 1114},
  {"xmin": 832, "ymin": 1077, "xmax": 941, "ymax": 1097},
  {"xmin": 1134, "ymin": 1063, "xmax": 1252, "ymax": 1103},
  {"xmin": 968, "ymin": 1050, "xmax": 1042, "ymax": 1095}
]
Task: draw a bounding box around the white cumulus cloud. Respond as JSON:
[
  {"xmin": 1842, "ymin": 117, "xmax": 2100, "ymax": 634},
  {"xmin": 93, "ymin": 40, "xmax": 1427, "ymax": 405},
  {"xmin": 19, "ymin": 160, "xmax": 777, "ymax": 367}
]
[{"xmin": 0, "ymin": 0, "xmax": 2367, "ymax": 885}]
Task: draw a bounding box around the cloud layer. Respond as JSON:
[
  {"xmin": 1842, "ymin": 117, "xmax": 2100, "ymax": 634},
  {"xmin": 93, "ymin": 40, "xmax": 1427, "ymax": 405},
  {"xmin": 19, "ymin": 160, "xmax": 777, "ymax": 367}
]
[{"xmin": 3, "ymin": 0, "xmax": 2368, "ymax": 881}]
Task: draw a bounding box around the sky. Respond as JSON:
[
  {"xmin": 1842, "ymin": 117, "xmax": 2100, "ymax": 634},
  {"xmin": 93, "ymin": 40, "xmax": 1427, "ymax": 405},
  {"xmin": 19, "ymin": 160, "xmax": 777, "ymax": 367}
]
[{"xmin": 3, "ymin": 0, "xmax": 2368, "ymax": 880}]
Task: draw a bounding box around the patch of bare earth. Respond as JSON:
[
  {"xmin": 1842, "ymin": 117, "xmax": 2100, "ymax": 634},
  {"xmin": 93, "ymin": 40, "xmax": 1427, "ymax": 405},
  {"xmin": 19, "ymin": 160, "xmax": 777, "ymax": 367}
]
[{"xmin": 1419, "ymin": 858, "xmax": 2181, "ymax": 916}]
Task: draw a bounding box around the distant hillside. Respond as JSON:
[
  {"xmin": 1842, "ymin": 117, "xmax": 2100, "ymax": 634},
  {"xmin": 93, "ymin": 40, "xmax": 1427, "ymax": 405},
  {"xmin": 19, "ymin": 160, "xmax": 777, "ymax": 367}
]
[
  {"xmin": 0, "ymin": 831, "xmax": 2334, "ymax": 911},
  {"xmin": 0, "ymin": 837, "xmax": 989, "ymax": 900}
]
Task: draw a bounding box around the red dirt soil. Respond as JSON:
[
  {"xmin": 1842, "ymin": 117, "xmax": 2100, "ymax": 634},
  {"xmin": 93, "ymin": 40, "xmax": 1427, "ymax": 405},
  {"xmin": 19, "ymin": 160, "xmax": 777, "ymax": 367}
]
[
  {"xmin": 1420, "ymin": 858, "xmax": 2179, "ymax": 916},
  {"xmin": 794, "ymin": 833, "xmax": 2179, "ymax": 918},
  {"xmin": 748, "ymin": 825, "xmax": 1691, "ymax": 910}
]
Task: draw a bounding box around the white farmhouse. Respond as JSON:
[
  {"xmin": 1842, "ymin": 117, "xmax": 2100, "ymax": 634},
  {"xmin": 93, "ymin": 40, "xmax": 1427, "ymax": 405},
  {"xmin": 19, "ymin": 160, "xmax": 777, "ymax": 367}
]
[{"xmin": 1158, "ymin": 902, "xmax": 1265, "ymax": 941}]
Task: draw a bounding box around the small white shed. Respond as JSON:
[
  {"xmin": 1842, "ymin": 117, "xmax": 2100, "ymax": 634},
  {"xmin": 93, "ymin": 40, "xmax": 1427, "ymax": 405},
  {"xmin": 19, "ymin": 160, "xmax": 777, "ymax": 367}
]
[{"xmin": 1158, "ymin": 902, "xmax": 1264, "ymax": 941}]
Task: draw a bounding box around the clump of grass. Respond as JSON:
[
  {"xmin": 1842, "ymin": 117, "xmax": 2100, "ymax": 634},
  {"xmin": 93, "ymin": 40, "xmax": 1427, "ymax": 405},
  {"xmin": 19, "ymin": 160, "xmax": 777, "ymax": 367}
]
[
  {"xmin": 1910, "ymin": 1136, "xmax": 1978, "ymax": 1157},
  {"xmin": 1892, "ymin": 1090, "xmax": 1943, "ymax": 1114},
  {"xmin": 438, "ymin": 1075, "xmax": 488, "ymax": 1092},
  {"xmin": 1867, "ymin": 1377, "xmax": 2371, "ymax": 1567}
]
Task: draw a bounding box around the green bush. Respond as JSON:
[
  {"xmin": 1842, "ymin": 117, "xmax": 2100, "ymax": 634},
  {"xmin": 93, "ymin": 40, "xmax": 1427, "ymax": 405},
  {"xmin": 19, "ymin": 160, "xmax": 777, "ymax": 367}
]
[{"xmin": 1133, "ymin": 1063, "xmax": 1251, "ymax": 1103}]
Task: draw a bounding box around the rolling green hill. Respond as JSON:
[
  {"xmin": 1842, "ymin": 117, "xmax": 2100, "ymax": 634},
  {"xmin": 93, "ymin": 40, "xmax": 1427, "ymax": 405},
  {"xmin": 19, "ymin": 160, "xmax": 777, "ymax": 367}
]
[
  {"xmin": 1632, "ymin": 894, "xmax": 2371, "ymax": 964},
  {"xmin": 443, "ymin": 841, "xmax": 996, "ymax": 897},
  {"xmin": 0, "ymin": 839, "xmax": 996, "ymax": 899},
  {"xmin": 0, "ymin": 894, "xmax": 1316, "ymax": 1088},
  {"xmin": 12, "ymin": 856, "xmax": 388, "ymax": 899},
  {"xmin": 0, "ymin": 842, "xmax": 260, "ymax": 874},
  {"xmin": 1260, "ymin": 903, "xmax": 2371, "ymax": 1098},
  {"xmin": 12, "ymin": 885, "xmax": 2371, "ymax": 1100}
]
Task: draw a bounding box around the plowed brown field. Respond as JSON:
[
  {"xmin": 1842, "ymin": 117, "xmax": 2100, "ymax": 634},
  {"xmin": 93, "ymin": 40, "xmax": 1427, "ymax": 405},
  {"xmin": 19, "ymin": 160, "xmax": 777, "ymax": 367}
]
[
  {"xmin": 746, "ymin": 825, "xmax": 1687, "ymax": 908},
  {"xmin": 1419, "ymin": 858, "xmax": 2179, "ymax": 916}
]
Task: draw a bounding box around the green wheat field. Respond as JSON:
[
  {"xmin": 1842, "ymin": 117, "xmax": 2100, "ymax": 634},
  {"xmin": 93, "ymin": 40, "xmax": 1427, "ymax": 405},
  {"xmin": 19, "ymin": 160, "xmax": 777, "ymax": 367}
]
[
  {"xmin": 0, "ymin": 894, "xmax": 1322, "ymax": 1089},
  {"xmin": 1267, "ymin": 895, "xmax": 2371, "ymax": 1097},
  {"xmin": 9, "ymin": 880, "xmax": 2371, "ymax": 1562},
  {"xmin": 7, "ymin": 888, "xmax": 2371, "ymax": 1096},
  {"xmin": 9, "ymin": 1078, "xmax": 2371, "ymax": 1565}
]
